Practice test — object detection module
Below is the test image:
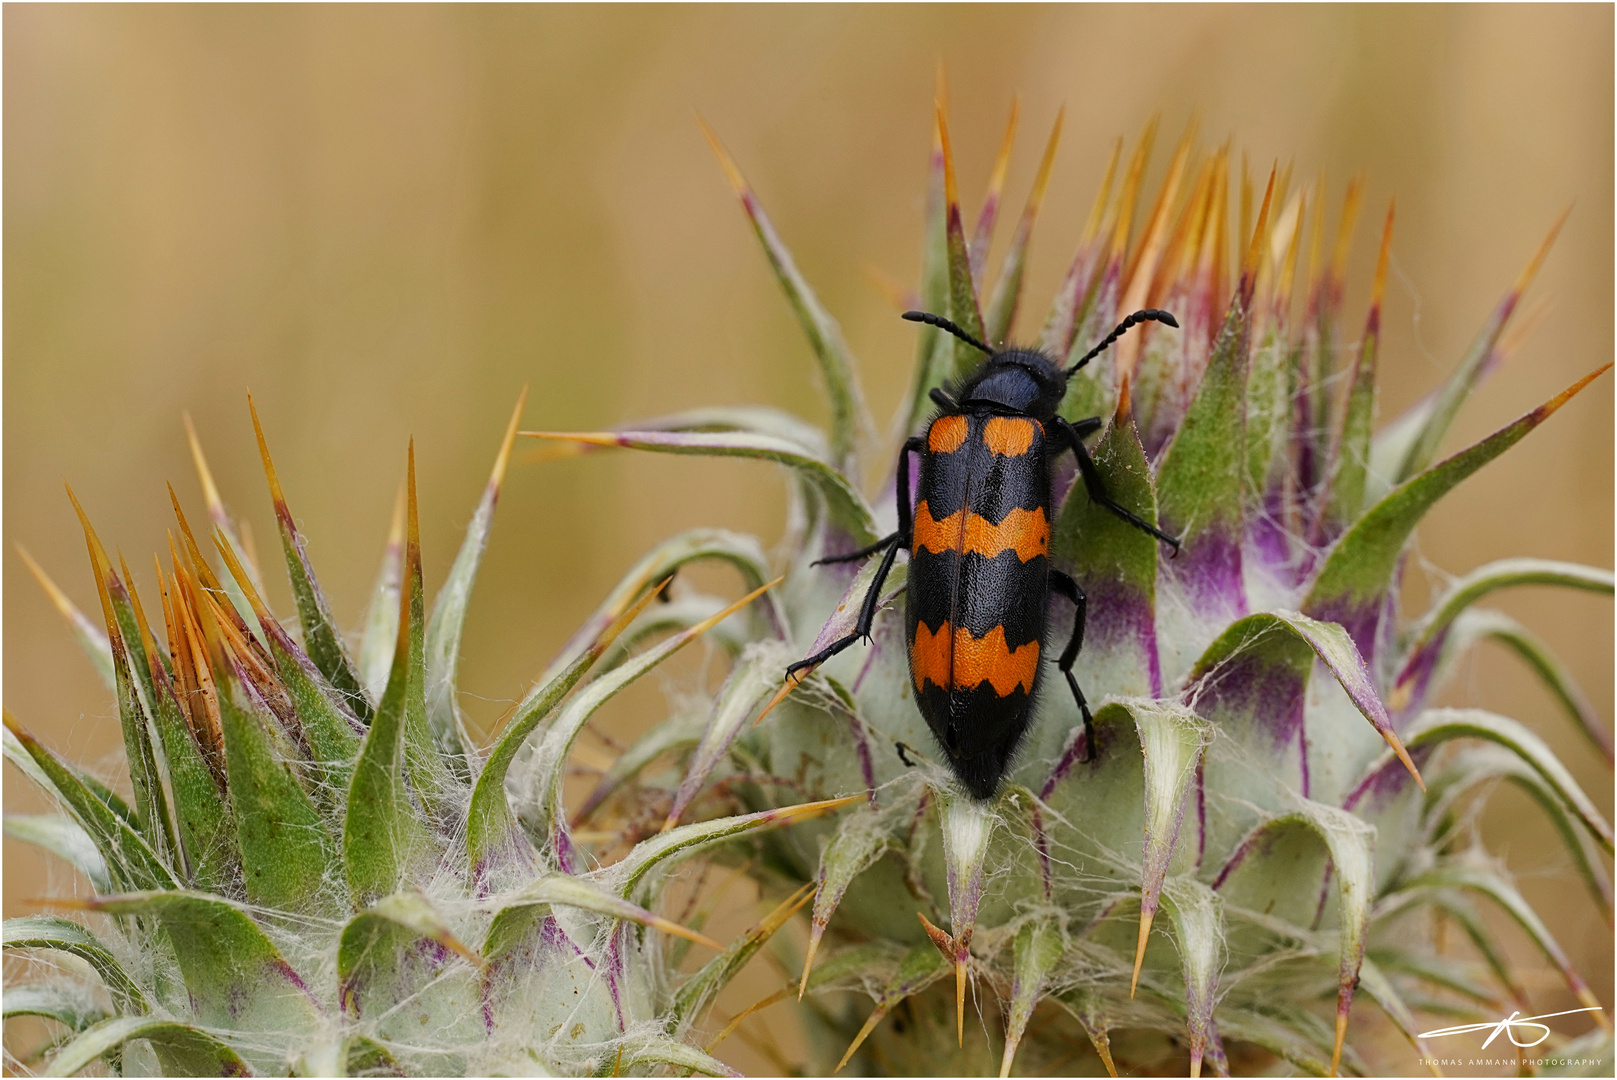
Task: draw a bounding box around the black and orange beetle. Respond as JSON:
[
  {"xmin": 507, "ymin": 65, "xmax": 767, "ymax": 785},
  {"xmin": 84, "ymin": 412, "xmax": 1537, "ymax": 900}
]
[{"xmin": 786, "ymin": 308, "xmax": 1181, "ymax": 799}]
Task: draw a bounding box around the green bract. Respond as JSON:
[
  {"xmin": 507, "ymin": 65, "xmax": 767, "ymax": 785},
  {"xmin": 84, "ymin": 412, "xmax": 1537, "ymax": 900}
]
[
  {"xmin": 5, "ymin": 397, "xmax": 847, "ymax": 1076},
  {"xmin": 5, "ymin": 103, "xmax": 1612, "ymax": 1079}
]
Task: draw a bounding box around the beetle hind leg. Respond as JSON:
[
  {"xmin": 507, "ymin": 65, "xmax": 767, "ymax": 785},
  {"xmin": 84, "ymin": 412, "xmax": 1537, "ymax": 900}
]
[{"xmin": 1049, "ymin": 570, "xmax": 1097, "ymax": 762}]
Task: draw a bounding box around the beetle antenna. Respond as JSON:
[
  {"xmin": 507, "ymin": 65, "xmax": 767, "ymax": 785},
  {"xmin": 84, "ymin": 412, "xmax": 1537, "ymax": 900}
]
[
  {"xmin": 903, "ymin": 310, "xmax": 993, "ymax": 355},
  {"xmin": 1067, "ymin": 308, "xmax": 1180, "ymax": 374}
]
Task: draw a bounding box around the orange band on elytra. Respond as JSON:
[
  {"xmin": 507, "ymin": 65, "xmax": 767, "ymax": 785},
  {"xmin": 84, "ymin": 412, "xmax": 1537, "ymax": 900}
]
[
  {"xmin": 910, "ymin": 620, "xmax": 1040, "ymax": 697},
  {"xmin": 910, "ymin": 619, "xmax": 955, "ymax": 693},
  {"xmin": 913, "ymin": 502, "xmax": 1049, "ymax": 563}
]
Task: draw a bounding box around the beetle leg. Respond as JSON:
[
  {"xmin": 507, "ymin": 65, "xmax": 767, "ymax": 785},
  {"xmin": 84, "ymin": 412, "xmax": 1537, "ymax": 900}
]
[
  {"xmin": 1054, "ymin": 417, "xmax": 1182, "ymax": 553},
  {"xmin": 1048, "ymin": 570, "xmax": 1096, "ymax": 762},
  {"xmin": 787, "ymin": 439, "xmax": 921, "ymax": 679},
  {"xmin": 895, "ymin": 435, "xmax": 922, "ymax": 546},
  {"xmin": 785, "ymin": 539, "xmax": 902, "ymax": 678},
  {"xmin": 813, "ymin": 532, "xmax": 899, "ymax": 565}
]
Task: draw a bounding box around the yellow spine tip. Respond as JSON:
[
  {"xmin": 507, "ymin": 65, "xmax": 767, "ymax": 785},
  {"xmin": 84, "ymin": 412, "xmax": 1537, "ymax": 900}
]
[
  {"xmin": 1370, "ymin": 200, "xmax": 1396, "ymax": 311},
  {"xmin": 1384, "ymin": 729, "xmax": 1425, "ymax": 792},
  {"xmin": 520, "ymin": 430, "xmax": 620, "ymax": 448},
  {"xmin": 1096, "ymin": 1034, "xmax": 1119, "ymax": 1079},
  {"xmin": 956, "ymin": 956, "xmax": 966, "ymax": 1046},
  {"xmin": 834, "ymin": 1008, "xmax": 886, "ymax": 1075},
  {"xmin": 15, "ymin": 544, "xmax": 81, "ymax": 624},
  {"xmin": 488, "ymin": 386, "xmax": 529, "ymax": 492},
  {"xmin": 246, "ymin": 393, "xmax": 288, "ymax": 509},
  {"xmin": 1130, "ymin": 909, "xmax": 1154, "ymax": 998},
  {"xmin": 986, "ymin": 95, "xmax": 1020, "ymax": 198},
  {"xmin": 936, "ymin": 101, "xmax": 958, "ymax": 209},
  {"xmin": 753, "ymin": 671, "xmax": 802, "ymax": 728},
  {"xmin": 798, "ymin": 934, "xmax": 821, "ymax": 1002},
  {"xmin": 1514, "ymin": 205, "xmax": 1570, "ymax": 295},
  {"xmin": 696, "ymin": 113, "xmax": 749, "ymax": 197},
  {"xmin": 1330, "ymin": 1010, "xmax": 1348, "ymax": 1077},
  {"xmin": 182, "ymin": 412, "xmax": 225, "ymax": 517},
  {"xmin": 648, "ymin": 915, "xmax": 721, "ymax": 952}
]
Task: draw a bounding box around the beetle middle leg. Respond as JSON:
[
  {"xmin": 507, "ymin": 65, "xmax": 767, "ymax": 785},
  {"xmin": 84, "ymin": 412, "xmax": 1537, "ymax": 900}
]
[
  {"xmin": 785, "ymin": 539, "xmax": 901, "ymax": 678},
  {"xmin": 1053, "ymin": 416, "xmax": 1181, "ymax": 552},
  {"xmin": 813, "ymin": 532, "xmax": 900, "ymax": 566},
  {"xmin": 785, "ymin": 437, "xmax": 922, "ymax": 680},
  {"xmin": 1048, "ymin": 570, "xmax": 1096, "ymax": 762}
]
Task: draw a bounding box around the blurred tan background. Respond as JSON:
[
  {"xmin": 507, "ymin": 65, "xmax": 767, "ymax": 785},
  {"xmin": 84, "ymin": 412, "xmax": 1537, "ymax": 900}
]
[{"xmin": 5, "ymin": 4, "xmax": 1611, "ymax": 1070}]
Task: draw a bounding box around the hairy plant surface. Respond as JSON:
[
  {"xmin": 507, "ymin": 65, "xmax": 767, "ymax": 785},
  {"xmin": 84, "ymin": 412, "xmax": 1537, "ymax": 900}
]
[{"xmin": 4, "ymin": 102, "xmax": 1612, "ymax": 1079}]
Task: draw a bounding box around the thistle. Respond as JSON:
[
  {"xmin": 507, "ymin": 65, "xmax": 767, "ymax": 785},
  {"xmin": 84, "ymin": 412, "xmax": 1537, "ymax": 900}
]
[
  {"xmin": 4, "ymin": 97, "xmax": 1611, "ymax": 1080},
  {"xmin": 4, "ymin": 395, "xmax": 854, "ymax": 1075},
  {"xmin": 529, "ymin": 105, "xmax": 1613, "ymax": 1076}
]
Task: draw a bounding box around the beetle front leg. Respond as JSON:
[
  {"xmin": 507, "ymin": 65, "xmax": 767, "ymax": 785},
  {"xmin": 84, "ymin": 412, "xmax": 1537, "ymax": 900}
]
[
  {"xmin": 810, "ymin": 436, "xmax": 922, "ymax": 565},
  {"xmin": 1049, "ymin": 570, "xmax": 1096, "ymax": 762}
]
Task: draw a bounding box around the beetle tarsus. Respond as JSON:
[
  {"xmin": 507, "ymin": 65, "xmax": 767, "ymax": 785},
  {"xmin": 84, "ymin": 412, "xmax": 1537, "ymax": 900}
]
[{"xmin": 1050, "ymin": 570, "xmax": 1097, "ymax": 762}]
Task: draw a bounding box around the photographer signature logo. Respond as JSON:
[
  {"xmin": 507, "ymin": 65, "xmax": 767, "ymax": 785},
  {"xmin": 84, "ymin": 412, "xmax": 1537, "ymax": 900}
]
[{"xmin": 1418, "ymin": 1007, "xmax": 1605, "ymax": 1049}]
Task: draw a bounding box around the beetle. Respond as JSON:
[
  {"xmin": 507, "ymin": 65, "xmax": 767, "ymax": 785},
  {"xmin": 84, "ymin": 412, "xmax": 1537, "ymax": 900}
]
[{"xmin": 786, "ymin": 308, "xmax": 1181, "ymax": 799}]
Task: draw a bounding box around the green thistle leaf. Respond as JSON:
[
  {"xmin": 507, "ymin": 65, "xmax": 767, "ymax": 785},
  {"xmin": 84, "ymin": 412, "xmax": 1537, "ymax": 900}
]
[
  {"xmin": 219, "ymin": 676, "xmax": 338, "ymax": 912},
  {"xmin": 43, "ymin": 1016, "xmax": 248, "ymax": 1078},
  {"xmin": 525, "ymin": 429, "xmax": 879, "ymax": 547},
  {"xmin": 249, "ymin": 397, "xmax": 370, "ymax": 719},
  {"xmin": 1391, "ymin": 858, "xmax": 1604, "ymax": 1016},
  {"xmin": 1394, "ymin": 216, "xmax": 1563, "ymax": 483},
  {"xmin": 3, "ymin": 718, "xmax": 177, "ymax": 893},
  {"xmin": 345, "ymin": 451, "xmax": 431, "ymax": 905},
  {"xmin": 15, "ymin": 545, "xmax": 114, "ymax": 691},
  {"xmin": 85, "ymin": 891, "xmax": 320, "ymax": 1036},
  {"xmin": 1051, "ymin": 401, "xmax": 1161, "ymax": 700},
  {"xmin": 1304, "ymin": 365, "xmax": 1611, "ymax": 659},
  {"xmin": 1404, "ymin": 708, "xmax": 1612, "ymax": 852},
  {"xmin": 3, "ymin": 916, "xmax": 149, "ymax": 1015},
  {"xmin": 1423, "ymin": 744, "xmax": 1612, "ymax": 919},
  {"xmin": 702, "ymin": 120, "xmax": 871, "ymax": 473},
  {"xmin": 937, "ymin": 106, "xmax": 989, "ymax": 385},
  {"xmin": 1, "ymin": 984, "xmax": 108, "ymax": 1035},
  {"xmin": 426, "ymin": 391, "xmax": 526, "ymax": 780},
  {"xmin": 3, "ymin": 815, "xmax": 112, "ymax": 893},
  {"xmin": 1423, "ymin": 609, "xmax": 1612, "ymax": 761}
]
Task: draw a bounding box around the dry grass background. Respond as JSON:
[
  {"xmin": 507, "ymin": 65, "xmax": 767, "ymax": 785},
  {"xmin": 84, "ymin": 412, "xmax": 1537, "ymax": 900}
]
[{"xmin": 4, "ymin": 5, "xmax": 1611, "ymax": 1074}]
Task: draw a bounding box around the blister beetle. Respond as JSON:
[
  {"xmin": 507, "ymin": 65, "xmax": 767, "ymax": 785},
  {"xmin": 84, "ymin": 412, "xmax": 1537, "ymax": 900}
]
[{"xmin": 786, "ymin": 308, "xmax": 1181, "ymax": 799}]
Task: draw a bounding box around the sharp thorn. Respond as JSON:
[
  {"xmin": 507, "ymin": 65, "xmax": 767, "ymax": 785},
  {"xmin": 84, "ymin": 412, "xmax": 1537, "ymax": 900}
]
[
  {"xmin": 798, "ymin": 931, "xmax": 822, "ymax": 1002},
  {"xmin": 956, "ymin": 954, "xmax": 966, "ymax": 1047},
  {"xmin": 1130, "ymin": 908, "xmax": 1154, "ymax": 998}
]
